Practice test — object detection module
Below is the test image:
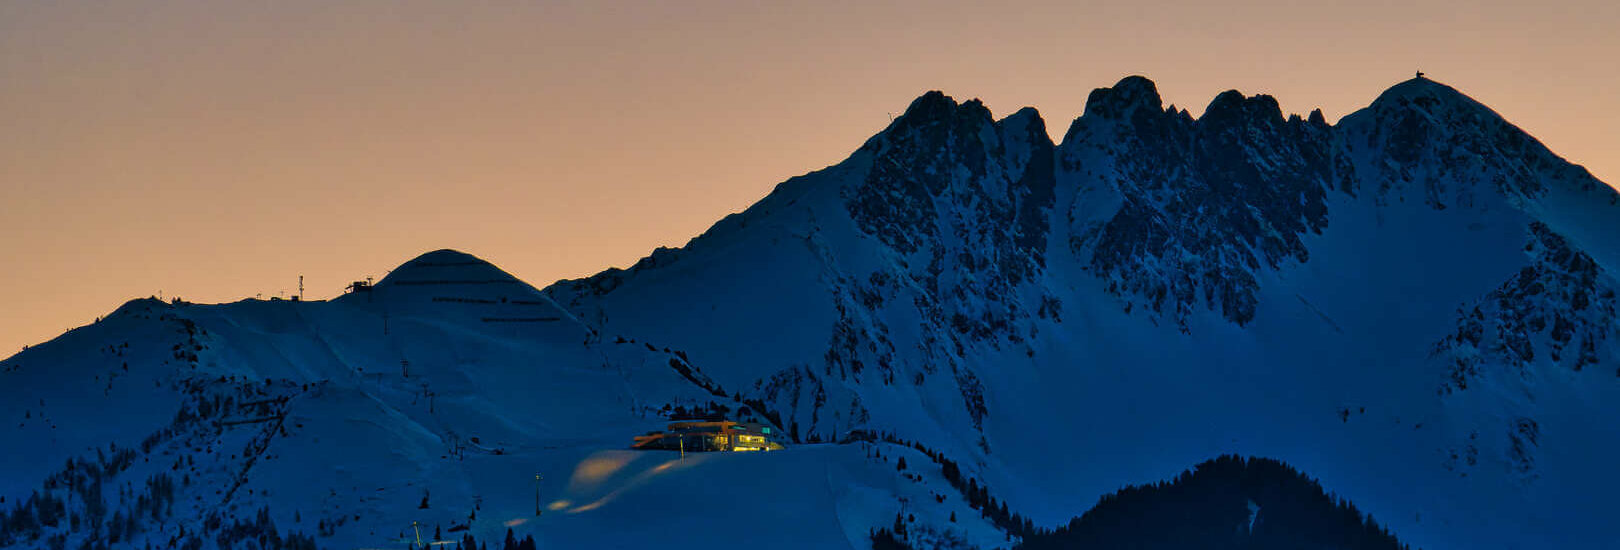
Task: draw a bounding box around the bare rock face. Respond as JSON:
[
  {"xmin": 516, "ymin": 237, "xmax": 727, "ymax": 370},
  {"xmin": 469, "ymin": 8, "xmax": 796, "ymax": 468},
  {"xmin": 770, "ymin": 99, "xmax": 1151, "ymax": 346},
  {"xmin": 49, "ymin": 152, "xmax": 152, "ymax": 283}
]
[{"xmin": 1063, "ymin": 77, "xmax": 1338, "ymax": 328}]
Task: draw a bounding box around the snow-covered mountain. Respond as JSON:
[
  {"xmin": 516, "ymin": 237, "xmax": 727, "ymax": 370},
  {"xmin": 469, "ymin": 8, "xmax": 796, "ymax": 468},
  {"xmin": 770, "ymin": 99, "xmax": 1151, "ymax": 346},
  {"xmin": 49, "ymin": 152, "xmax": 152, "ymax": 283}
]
[{"xmin": 4, "ymin": 76, "xmax": 1618, "ymax": 550}]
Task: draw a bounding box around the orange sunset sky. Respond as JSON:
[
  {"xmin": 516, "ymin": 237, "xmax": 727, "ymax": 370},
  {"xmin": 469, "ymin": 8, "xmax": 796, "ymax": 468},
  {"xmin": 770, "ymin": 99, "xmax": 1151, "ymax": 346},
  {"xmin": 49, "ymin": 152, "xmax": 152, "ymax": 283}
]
[{"xmin": 2, "ymin": 1, "xmax": 1616, "ymax": 356}]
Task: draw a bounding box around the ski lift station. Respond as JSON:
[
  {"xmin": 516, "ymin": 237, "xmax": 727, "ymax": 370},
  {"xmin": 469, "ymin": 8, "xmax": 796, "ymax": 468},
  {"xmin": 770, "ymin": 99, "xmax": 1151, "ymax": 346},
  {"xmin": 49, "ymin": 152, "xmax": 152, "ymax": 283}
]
[{"xmin": 631, "ymin": 419, "xmax": 786, "ymax": 452}]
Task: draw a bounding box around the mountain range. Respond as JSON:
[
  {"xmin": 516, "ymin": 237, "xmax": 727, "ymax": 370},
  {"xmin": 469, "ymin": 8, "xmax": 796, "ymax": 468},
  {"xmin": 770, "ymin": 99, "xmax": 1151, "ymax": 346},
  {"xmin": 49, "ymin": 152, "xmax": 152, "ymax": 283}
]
[{"xmin": 3, "ymin": 75, "xmax": 1617, "ymax": 550}]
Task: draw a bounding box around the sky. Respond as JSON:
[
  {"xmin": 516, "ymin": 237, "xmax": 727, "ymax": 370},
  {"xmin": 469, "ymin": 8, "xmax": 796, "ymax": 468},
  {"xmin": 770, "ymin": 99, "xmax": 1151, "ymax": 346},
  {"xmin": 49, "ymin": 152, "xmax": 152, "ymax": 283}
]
[{"xmin": 2, "ymin": 0, "xmax": 1616, "ymax": 356}]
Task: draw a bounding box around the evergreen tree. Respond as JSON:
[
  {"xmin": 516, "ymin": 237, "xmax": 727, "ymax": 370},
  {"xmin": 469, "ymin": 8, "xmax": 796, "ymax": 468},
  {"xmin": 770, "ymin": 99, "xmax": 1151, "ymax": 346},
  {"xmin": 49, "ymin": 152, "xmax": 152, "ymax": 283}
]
[{"xmin": 870, "ymin": 528, "xmax": 910, "ymax": 550}]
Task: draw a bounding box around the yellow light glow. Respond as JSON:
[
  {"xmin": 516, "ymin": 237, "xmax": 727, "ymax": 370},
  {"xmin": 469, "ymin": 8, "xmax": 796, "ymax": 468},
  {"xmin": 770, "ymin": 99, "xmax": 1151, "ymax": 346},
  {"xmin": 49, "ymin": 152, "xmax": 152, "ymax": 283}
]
[
  {"xmin": 567, "ymin": 452, "xmax": 637, "ymax": 492},
  {"xmin": 570, "ymin": 500, "xmax": 605, "ymax": 514},
  {"xmin": 557, "ymin": 456, "xmax": 700, "ymax": 515}
]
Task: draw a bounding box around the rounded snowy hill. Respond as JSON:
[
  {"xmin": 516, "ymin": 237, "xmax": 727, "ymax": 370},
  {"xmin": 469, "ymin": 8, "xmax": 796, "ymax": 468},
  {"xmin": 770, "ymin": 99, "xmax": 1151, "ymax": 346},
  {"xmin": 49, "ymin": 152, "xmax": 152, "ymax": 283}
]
[
  {"xmin": 366, "ymin": 249, "xmax": 540, "ymax": 296},
  {"xmin": 335, "ymin": 249, "xmax": 580, "ymax": 327}
]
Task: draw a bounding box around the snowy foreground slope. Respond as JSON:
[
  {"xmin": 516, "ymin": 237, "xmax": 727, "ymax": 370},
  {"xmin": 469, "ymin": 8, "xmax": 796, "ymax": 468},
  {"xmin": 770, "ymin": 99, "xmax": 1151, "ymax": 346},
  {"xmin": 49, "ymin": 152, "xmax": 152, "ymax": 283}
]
[
  {"xmin": 0, "ymin": 253, "xmax": 1006, "ymax": 550},
  {"xmin": 4, "ymin": 76, "xmax": 1620, "ymax": 549}
]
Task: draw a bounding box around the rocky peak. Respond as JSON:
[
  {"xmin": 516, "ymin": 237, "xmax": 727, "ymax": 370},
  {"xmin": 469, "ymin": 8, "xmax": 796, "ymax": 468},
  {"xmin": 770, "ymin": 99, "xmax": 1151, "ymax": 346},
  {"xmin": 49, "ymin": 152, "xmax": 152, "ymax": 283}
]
[
  {"xmin": 1082, "ymin": 75, "xmax": 1164, "ymax": 120},
  {"xmin": 839, "ymin": 91, "xmax": 1060, "ymax": 391},
  {"xmin": 1063, "ymin": 82, "xmax": 1339, "ymax": 328},
  {"xmin": 1345, "ymin": 76, "xmax": 1512, "ymax": 149},
  {"xmin": 1200, "ymin": 89, "xmax": 1286, "ymax": 130},
  {"xmin": 881, "ymin": 91, "xmax": 996, "ymax": 138},
  {"xmin": 1307, "ymin": 108, "xmax": 1327, "ymax": 127},
  {"xmin": 998, "ymin": 107, "xmax": 1049, "ymax": 147},
  {"xmin": 1339, "ymin": 77, "xmax": 1567, "ymax": 205},
  {"xmin": 1062, "ymin": 76, "xmax": 1188, "ymax": 152},
  {"xmin": 1365, "ymin": 77, "xmax": 1483, "ymax": 114}
]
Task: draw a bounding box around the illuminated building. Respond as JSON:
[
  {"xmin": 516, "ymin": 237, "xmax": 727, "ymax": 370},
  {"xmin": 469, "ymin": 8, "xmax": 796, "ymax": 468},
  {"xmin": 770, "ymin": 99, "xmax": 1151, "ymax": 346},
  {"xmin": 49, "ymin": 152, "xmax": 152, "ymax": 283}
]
[{"xmin": 631, "ymin": 419, "xmax": 786, "ymax": 452}]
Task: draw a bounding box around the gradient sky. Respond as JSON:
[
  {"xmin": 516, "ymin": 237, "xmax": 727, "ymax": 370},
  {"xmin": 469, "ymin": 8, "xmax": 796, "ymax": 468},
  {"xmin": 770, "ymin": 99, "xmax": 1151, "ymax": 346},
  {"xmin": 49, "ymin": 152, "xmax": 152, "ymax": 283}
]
[{"xmin": 3, "ymin": 0, "xmax": 1616, "ymax": 355}]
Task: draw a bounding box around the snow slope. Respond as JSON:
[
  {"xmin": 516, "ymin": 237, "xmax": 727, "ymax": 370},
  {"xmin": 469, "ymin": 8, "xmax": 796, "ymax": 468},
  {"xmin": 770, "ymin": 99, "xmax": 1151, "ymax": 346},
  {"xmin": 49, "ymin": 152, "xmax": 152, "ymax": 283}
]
[{"xmin": 0, "ymin": 250, "xmax": 1008, "ymax": 550}]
